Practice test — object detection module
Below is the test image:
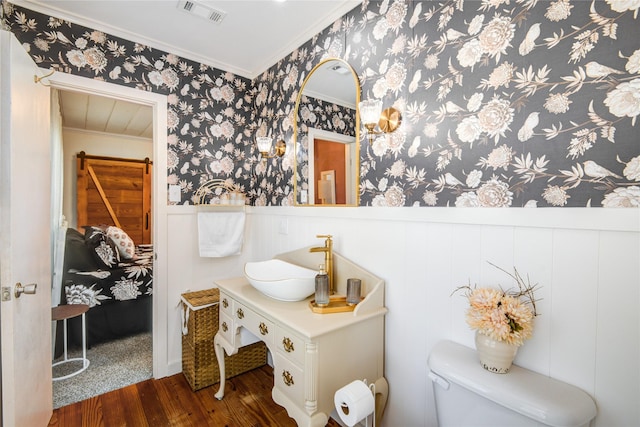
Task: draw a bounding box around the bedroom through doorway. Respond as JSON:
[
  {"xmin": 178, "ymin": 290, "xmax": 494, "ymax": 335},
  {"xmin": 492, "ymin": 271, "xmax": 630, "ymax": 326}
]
[{"xmin": 52, "ymin": 88, "xmax": 155, "ymax": 407}]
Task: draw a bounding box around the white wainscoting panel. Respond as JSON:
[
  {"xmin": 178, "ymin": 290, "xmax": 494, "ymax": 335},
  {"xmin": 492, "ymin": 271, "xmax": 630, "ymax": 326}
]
[
  {"xmin": 164, "ymin": 206, "xmax": 638, "ymax": 427},
  {"xmin": 594, "ymin": 230, "xmax": 639, "ymax": 427},
  {"xmin": 549, "ymin": 229, "xmax": 599, "ymax": 393}
]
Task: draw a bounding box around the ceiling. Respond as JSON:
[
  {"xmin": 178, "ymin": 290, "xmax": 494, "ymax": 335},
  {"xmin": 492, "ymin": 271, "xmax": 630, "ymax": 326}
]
[
  {"xmin": 16, "ymin": 0, "xmax": 361, "ymax": 79},
  {"xmin": 19, "ymin": 0, "xmax": 361, "ymax": 139},
  {"xmin": 57, "ymin": 90, "xmax": 155, "ymax": 139}
]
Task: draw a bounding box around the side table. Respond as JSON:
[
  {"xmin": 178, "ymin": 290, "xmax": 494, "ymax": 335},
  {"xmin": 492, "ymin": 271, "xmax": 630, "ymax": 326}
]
[{"xmin": 52, "ymin": 304, "xmax": 90, "ymax": 381}]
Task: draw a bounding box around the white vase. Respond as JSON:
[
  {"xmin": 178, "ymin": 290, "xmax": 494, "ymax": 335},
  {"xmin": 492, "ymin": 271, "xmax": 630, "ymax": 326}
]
[{"xmin": 474, "ymin": 331, "xmax": 519, "ymax": 374}]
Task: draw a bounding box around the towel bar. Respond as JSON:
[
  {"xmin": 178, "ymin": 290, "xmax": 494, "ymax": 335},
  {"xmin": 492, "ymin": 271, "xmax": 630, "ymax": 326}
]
[{"xmin": 194, "ymin": 179, "xmax": 246, "ymax": 207}]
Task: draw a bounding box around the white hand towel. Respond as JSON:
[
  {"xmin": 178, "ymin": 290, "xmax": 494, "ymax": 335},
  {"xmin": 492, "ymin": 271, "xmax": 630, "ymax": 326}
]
[{"xmin": 197, "ymin": 211, "xmax": 245, "ymax": 257}]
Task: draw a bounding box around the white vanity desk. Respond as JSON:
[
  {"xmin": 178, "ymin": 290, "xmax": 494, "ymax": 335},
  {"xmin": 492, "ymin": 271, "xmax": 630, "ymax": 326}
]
[{"xmin": 213, "ymin": 249, "xmax": 387, "ymax": 427}]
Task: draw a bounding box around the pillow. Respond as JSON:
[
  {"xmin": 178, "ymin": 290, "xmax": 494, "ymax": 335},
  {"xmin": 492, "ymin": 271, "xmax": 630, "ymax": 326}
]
[
  {"xmin": 63, "ymin": 228, "xmax": 101, "ymax": 271},
  {"xmin": 84, "ymin": 226, "xmax": 120, "ymax": 268},
  {"xmin": 106, "ymin": 226, "xmax": 136, "ymax": 260}
]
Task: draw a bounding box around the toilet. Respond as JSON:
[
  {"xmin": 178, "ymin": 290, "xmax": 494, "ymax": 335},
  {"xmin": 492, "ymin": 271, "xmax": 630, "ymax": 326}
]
[{"xmin": 428, "ymin": 341, "xmax": 597, "ymax": 427}]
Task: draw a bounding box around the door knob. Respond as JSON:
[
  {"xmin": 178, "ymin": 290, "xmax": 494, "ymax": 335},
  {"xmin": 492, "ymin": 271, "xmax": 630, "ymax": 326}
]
[{"xmin": 14, "ymin": 283, "xmax": 37, "ymax": 298}]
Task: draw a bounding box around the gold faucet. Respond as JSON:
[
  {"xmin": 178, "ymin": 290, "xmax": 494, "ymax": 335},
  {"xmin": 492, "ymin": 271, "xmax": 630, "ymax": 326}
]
[{"xmin": 309, "ymin": 235, "xmax": 333, "ymax": 295}]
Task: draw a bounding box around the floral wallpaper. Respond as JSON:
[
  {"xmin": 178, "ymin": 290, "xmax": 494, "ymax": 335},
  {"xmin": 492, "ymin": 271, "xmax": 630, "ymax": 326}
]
[
  {"xmin": 297, "ymin": 94, "xmax": 356, "ymax": 138},
  {"xmin": 1, "ymin": 0, "xmax": 263, "ymax": 205},
  {"xmin": 347, "ymin": 0, "xmax": 640, "ymax": 207},
  {"xmin": 3, "ymin": 0, "xmax": 640, "ymax": 207}
]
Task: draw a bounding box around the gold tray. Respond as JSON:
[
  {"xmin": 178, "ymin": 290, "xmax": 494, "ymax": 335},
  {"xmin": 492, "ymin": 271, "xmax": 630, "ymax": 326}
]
[{"xmin": 309, "ymin": 296, "xmax": 362, "ymax": 314}]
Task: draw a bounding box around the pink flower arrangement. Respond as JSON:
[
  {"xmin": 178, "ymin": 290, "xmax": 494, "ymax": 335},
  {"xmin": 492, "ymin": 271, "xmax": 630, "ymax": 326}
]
[{"xmin": 454, "ymin": 264, "xmax": 540, "ymax": 347}]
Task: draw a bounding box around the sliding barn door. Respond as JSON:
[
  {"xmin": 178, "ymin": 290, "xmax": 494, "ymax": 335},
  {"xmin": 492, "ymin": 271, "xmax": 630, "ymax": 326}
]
[{"xmin": 76, "ymin": 154, "xmax": 152, "ymax": 244}]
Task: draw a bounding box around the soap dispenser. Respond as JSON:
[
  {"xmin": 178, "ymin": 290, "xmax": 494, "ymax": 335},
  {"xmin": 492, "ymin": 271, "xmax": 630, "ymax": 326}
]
[{"xmin": 315, "ymin": 264, "xmax": 330, "ymax": 307}]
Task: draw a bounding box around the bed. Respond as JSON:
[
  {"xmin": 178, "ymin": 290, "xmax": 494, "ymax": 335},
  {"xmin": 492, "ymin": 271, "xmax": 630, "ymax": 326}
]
[{"xmin": 55, "ymin": 226, "xmax": 153, "ymax": 352}]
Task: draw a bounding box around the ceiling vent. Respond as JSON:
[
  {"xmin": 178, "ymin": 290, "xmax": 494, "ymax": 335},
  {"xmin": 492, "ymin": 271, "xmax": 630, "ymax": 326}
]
[
  {"xmin": 177, "ymin": 1, "xmax": 227, "ymax": 24},
  {"xmin": 329, "ymin": 63, "xmax": 350, "ymax": 75}
]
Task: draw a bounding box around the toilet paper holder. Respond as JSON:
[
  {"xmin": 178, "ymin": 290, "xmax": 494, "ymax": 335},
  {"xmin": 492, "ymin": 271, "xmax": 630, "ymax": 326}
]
[{"xmin": 334, "ymin": 377, "xmax": 389, "ymax": 427}]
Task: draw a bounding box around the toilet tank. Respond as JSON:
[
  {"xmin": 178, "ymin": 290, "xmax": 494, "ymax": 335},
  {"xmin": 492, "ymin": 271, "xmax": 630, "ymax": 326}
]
[{"xmin": 428, "ymin": 341, "xmax": 597, "ymax": 427}]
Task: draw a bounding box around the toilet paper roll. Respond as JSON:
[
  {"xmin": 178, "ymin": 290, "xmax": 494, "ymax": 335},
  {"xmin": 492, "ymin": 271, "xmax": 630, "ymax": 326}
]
[{"xmin": 334, "ymin": 380, "xmax": 375, "ymax": 427}]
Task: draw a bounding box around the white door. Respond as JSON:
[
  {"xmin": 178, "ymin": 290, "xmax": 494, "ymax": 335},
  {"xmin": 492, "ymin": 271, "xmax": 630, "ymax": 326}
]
[{"xmin": 0, "ymin": 30, "xmax": 53, "ymax": 426}]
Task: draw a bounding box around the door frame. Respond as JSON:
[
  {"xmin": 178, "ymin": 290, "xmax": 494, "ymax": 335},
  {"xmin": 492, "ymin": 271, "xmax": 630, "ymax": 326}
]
[{"xmin": 44, "ymin": 70, "xmax": 169, "ymax": 378}]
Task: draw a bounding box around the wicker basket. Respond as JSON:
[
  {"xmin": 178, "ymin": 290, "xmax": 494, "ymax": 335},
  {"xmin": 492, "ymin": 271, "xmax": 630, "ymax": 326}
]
[{"xmin": 181, "ymin": 288, "xmax": 267, "ymax": 391}]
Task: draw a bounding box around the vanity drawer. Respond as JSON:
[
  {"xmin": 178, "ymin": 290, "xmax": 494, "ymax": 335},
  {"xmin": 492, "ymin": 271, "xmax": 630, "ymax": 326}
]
[
  {"xmin": 235, "ymin": 303, "xmax": 274, "ymax": 347},
  {"xmin": 219, "ymin": 292, "xmax": 233, "ymax": 316},
  {"xmin": 276, "ymin": 327, "xmax": 306, "ymax": 366},
  {"xmin": 218, "ymin": 311, "xmax": 235, "ymax": 346},
  {"xmin": 274, "ymin": 352, "xmax": 305, "ymax": 406}
]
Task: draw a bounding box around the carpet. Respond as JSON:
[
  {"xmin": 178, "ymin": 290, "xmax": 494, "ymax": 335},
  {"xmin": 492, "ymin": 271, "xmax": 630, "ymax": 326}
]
[{"xmin": 52, "ymin": 332, "xmax": 152, "ymax": 409}]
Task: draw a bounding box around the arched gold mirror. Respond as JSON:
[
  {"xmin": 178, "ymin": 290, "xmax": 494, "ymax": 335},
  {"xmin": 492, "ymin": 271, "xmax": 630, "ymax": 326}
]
[{"xmin": 293, "ymin": 58, "xmax": 360, "ymax": 206}]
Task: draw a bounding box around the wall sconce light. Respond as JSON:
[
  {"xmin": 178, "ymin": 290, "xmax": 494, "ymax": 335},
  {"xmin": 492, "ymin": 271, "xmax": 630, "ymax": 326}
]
[
  {"xmin": 256, "ymin": 136, "xmax": 286, "ymax": 160},
  {"xmin": 358, "ymin": 99, "xmax": 402, "ymax": 143}
]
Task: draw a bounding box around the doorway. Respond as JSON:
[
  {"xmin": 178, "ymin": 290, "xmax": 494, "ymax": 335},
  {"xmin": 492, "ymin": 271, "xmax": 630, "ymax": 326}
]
[
  {"xmin": 307, "ymin": 127, "xmax": 357, "ymax": 205},
  {"xmin": 52, "ymin": 88, "xmax": 155, "ymax": 406},
  {"xmin": 46, "ymin": 71, "xmax": 169, "ymax": 390}
]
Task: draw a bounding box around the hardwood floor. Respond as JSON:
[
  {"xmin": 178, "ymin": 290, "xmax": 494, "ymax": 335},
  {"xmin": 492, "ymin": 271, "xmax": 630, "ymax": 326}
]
[{"xmin": 48, "ymin": 365, "xmax": 342, "ymax": 426}]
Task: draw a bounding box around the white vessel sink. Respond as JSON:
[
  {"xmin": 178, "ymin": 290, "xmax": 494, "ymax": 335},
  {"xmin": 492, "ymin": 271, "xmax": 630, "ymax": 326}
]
[{"xmin": 244, "ymin": 259, "xmax": 317, "ymax": 302}]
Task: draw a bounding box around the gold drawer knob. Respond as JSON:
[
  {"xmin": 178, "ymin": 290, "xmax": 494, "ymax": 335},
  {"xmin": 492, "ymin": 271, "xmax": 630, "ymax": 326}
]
[
  {"xmin": 259, "ymin": 322, "xmax": 268, "ymax": 335},
  {"xmin": 221, "ymin": 321, "xmax": 228, "ymax": 332},
  {"xmin": 222, "ymin": 298, "xmax": 228, "ymax": 308},
  {"xmin": 282, "ymin": 337, "xmax": 294, "ymax": 353},
  {"xmin": 282, "ymin": 370, "xmax": 294, "ymax": 387},
  {"xmin": 236, "ymin": 308, "xmax": 244, "ymax": 319}
]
